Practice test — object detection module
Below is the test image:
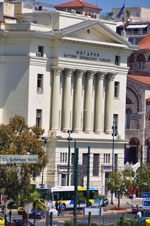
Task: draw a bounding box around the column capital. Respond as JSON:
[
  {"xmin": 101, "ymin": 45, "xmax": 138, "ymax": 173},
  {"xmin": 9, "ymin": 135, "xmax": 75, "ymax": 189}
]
[
  {"xmin": 76, "ymin": 69, "xmax": 84, "ymax": 78},
  {"xmin": 51, "ymin": 66, "xmax": 63, "ymax": 75},
  {"xmin": 86, "ymin": 71, "xmax": 95, "ymax": 78},
  {"xmin": 64, "ymin": 68, "xmax": 73, "ymax": 77},
  {"xmin": 97, "ymin": 72, "xmax": 106, "ymax": 80},
  {"xmin": 107, "ymin": 72, "xmax": 116, "ymax": 81}
]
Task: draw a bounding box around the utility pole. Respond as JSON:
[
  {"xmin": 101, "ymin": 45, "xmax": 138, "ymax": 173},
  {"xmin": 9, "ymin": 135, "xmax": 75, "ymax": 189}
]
[
  {"xmin": 73, "ymin": 147, "xmax": 78, "ymax": 225},
  {"xmin": 110, "ymin": 120, "xmax": 117, "ymax": 204},
  {"xmin": 67, "ymin": 130, "xmax": 72, "ymax": 186},
  {"xmin": 87, "ymin": 146, "xmax": 90, "ymax": 207}
]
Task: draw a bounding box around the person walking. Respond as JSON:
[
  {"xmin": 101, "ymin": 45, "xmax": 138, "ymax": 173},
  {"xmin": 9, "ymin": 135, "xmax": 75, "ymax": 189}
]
[
  {"xmin": 58, "ymin": 201, "xmax": 63, "ymax": 216},
  {"xmin": 55, "ymin": 200, "xmax": 58, "ymax": 211}
]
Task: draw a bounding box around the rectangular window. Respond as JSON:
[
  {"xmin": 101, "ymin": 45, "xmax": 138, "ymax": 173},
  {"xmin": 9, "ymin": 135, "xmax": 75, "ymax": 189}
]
[
  {"xmin": 93, "ymin": 154, "xmax": 99, "ymax": 176},
  {"xmin": 60, "ymin": 153, "xmax": 67, "ymax": 163},
  {"xmin": 71, "ymin": 153, "xmax": 75, "ymax": 165},
  {"xmin": 104, "ymin": 154, "xmax": 110, "ymax": 163},
  {"xmin": 37, "ymin": 74, "xmax": 43, "ymax": 93},
  {"xmin": 114, "ymin": 154, "xmax": 118, "ymax": 168},
  {"xmin": 82, "ymin": 153, "xmax": 88, "ymax": 176},
  {"xmin": 115, "ymin": 56, "xmax": 120, "ymax": 66},
  {"xmin": 113, "ymin": 114, "xmax": 118, "ymax": 135},
  {"xmin": 114, "ymin": 81, "xmax": 119, "ymax": 98},
  {"xmin": 36, "ymin": 109, "xmax": 42, "ymax": 127},
  {"xmin": 36, "ymin": 46, "xmax": 44, "ymax": 57}
]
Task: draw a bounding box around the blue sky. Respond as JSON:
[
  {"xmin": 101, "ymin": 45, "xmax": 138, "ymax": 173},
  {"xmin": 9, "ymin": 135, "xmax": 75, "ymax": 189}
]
[{"xmin": 50, "ymin": 0, "xmax": 150, "ymax": 14}]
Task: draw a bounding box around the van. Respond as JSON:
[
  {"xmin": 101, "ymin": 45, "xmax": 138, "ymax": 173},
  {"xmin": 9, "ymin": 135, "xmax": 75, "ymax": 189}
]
[{"xmin": 132, "ymin": 198, "xmax": 143, "ymax": 213}]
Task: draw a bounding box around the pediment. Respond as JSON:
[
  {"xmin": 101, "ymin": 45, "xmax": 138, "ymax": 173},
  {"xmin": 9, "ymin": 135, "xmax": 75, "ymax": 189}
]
[
  {"xmin": 60, "ymin": 20, "xmax": 133, "ymax": 48},
  {"xmin": 69, "ymin": 25, "xmax": 120, "ymax": 44}
]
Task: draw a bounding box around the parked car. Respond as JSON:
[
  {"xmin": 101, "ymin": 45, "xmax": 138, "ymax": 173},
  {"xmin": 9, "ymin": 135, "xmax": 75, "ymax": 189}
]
[
  {"xmin": 29, "ymin": 210, "xmax": 45, "ymax": 219},
  {"xmin": 132, "ymin": 204, "xmax": 143, "ymax": 214},
  {"xmin": 17, "ymin": 207, "xmax": 24, "ymax": 215},
  {"xmin": 12, "ymin": 219, "xmax": 34, "ymax": 226}
]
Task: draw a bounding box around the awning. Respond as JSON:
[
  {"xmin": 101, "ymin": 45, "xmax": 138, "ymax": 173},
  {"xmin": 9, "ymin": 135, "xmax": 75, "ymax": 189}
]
[{"xmin": 126, "ymin": 24, "xmax": 148, "ymax": 29}]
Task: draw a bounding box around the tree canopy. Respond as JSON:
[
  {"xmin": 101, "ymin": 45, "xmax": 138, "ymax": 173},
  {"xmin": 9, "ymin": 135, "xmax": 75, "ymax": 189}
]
[{"xmin": 0, "ymin": 115, "xmax": 48, "ymax": 204}]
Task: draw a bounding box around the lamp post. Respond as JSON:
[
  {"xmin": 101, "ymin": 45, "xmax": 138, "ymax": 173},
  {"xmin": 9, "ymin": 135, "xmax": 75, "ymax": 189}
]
[
  {"xmin": 41, "ymin": 137, "xmax": 48, "ymax": 188},
  {"xmin": 110, "ymin": 120, "xmax": 117, "ymax": 204},
  {"xmin": 67, "ymin": 130, "xmax": 72, "ymax": 186}
]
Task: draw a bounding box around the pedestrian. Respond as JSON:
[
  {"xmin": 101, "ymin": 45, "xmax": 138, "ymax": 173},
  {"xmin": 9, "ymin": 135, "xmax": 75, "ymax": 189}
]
[
  {"xmin": 58, "ymin": 201, "xmax": 63, "ymax": 216},
  {"xmin": 55, "ymin": 200, "xmax": 58, "ymax": 211}
]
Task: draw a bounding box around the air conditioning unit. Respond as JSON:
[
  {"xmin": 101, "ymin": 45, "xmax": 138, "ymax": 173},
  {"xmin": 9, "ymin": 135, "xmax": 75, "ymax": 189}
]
[{"xmin": 36, "ymin": 52, "xmax": 42, "ymax": 57}]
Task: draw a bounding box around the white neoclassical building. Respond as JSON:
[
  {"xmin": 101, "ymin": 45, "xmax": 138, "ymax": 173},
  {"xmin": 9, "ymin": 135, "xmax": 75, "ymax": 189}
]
[{"xmin": 0, "ymin": 1, "xmax": 138, "ymax": 194}]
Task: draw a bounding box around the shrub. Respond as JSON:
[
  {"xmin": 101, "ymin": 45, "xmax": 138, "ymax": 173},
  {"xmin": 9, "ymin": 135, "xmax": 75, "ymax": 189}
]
[{"xmin": 64, "ymin": 221, "xmax": 73, "ymax": 226}]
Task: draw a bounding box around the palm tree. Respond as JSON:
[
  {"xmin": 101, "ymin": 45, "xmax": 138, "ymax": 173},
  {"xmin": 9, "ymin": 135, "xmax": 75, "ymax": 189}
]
[{"xmin": 30, "ymin": 191, "xmax": 47, "ymax": 225}]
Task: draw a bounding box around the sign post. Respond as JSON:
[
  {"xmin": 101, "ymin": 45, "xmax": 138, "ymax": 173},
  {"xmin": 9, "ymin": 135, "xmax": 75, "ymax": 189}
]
[{"xmin": 143, "ymin": 192, "xmax": 150, "ymax": 210}]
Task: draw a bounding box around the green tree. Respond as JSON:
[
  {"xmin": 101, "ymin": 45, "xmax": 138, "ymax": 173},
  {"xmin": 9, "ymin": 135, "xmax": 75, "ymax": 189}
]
[
  {"xmin": 107, "ymin": 169, "xmax": 134, "ymax": 208},
  {"xmin": 78, "ymin": 191, "xmax": 86, "ymax": 209},
  {"xmin": 0, "ymin": 115, "xmax": 48, "ymax": 225},
  {"xmin": 135, "ymin": 163, "xmax": 150, "ymax": 195}
]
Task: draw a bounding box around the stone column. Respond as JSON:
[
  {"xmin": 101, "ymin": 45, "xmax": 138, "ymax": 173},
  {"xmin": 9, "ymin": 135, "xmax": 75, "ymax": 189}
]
[
  {"xmin": 95, "ymin": 72, "xmax": 105, "ymax": 133},
  {"xmin": 62, "ymin": 68, "xmax": 73, "ymax": 132},
  {"xmin": 51, "ymin": 67, "xmax": 62, "ymax": 130},
  {"xmin": 74, "ymin": 70, "xmax": 84, "ymax": 132},
  {"xmin": 84, "ymin": 71, "xmax": 95, "ymax": 133},
  {"xmin": 105, "ymin": 73, "xmax": 115, "ymax": 134}
]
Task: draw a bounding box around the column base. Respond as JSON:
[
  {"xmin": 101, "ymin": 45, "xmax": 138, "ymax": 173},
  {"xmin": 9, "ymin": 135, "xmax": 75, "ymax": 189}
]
[
  {"xmin": 105, "ymin": 130, "xmax": 112, "ymax": 134},
  {"xmin": 84, "ymin": 129, "xmax": 92, "ymax": 133},
  {"xmin": 95, "ymin": 130, "xmax": 103, "ymax": 134},
  {"xmin": 73, "ymin": 129, "xmax": 81, "ymax": 133},
  {"xmin": 62, "ymin": 128, "xmax": 70, "ymax": 132}
]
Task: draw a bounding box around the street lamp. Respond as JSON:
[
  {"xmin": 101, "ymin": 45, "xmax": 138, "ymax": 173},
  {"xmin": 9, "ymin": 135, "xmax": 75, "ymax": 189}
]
[
  {"xmin": 41, "ymin": 137, "xmax": 49, "ymax": 188},
  {"xmin": 67, "ymin": 130, "xmax": 72, "ymax": 186},
  {"xmin": 110, "ymin": 120, "xmax": 117, "ymax": 204}
]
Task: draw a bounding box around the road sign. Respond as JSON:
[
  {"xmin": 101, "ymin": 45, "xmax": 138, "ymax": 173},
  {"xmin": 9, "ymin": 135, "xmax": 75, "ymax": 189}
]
[{"xmin": 143, "ymin": 192, "xmax": 150, "ymax": 209}]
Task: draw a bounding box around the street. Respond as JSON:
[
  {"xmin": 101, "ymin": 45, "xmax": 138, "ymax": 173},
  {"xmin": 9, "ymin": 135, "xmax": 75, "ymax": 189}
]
[{"xmin": 0, "ymin": 207, "xmax": 137, "ymax": 226}]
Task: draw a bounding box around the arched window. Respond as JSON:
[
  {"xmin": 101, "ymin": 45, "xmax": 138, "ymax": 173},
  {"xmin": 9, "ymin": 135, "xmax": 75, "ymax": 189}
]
[
  {"xmin": 126, "ymin": 108, "xmax": 132, "ymax": 129},
  {"xmin": 145, "ymin": 138, "xmax": 150, "ymax": 163},
  {"xmin": 137, "ymin": 54, "xmax": 145, "ymax": 71},
  {"xmin": 146, "ymin": 111, "xmax": 150, "ymax": 120},
  {"xmin": 129, "ymin": 137, "xmax": 140, "ymax": 145},
  {"xmin": 137, "ymin": 54, "xmax": 146, "ymax": 62},
  {"xmin": 126, "ymin": 97, "xmax": 132, "ymax": 104}
]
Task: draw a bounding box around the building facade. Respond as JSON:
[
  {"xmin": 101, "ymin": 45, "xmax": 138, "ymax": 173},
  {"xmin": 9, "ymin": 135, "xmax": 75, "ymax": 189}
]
[
  {"xmin": 112, "ymin": 7, "xmax": 150, "ymax": 45},
  {"xmin": 0, "ymin": 1, "xmax": 137, "ymax": 194},
  {"xmin": 126, "ymin": 34, "xmax": 150, "ymax": 168}
]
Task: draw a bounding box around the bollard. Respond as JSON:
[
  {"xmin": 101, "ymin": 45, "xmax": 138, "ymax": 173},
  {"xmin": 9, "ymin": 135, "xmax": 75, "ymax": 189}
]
[
  {"xmin": 146, "ymin": 219, "xmax": 150, "ymax": 226},
  {"xmin": 50, "ymin": 212, "xmax": 53, "ymax": 226},
  {"xmin": 88, "ymin": 212, "xmax": 91, "ymax": 226}
]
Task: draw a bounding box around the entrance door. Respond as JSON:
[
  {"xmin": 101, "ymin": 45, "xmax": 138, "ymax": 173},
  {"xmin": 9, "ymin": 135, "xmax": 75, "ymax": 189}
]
[{"xmin": 61, "ymin": 174, "xmax": 67, "ymax": 186}]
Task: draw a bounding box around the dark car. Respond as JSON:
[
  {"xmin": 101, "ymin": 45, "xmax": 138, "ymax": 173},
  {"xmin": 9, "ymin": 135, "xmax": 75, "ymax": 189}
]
[
  {"xmin": 29, "ymin": 210, "xmax": 45, "ymax": 219},
  {"xmin": 13, "ymin": 219, "xmax": 34, "ymax": 226}
]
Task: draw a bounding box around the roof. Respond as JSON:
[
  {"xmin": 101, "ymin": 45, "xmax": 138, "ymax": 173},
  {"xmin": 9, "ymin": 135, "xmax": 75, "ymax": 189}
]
[
  {"xmin": 128, "ymin": 73, "xmax": 150, "ymax": 85},
  {"xmin": 138, "ymin": 34, "xmax": 150, "ymax": 50},
  {"xmin": 126, "ymin": 24, "xmax": 148, "ymax": 29},
  {"xmin": 55, "ymin": 0, "xmax": 101, "ymax": 11}
]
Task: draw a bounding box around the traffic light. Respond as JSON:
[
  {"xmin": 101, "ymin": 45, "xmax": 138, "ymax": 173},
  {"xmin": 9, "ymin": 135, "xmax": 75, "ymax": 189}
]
[{"xmin": 112, "ymin": 126, "xmax": 117, "ymax": 136}]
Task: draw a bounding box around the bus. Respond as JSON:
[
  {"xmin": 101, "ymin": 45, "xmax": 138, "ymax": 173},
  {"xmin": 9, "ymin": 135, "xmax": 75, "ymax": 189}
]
[
  {"xmin": 89, "ymin": 187, "xmax": 103, "ymax": 207},
  {"xmin": 36, "ymin": 186, "xmax": 102, "ymax": 210}
]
